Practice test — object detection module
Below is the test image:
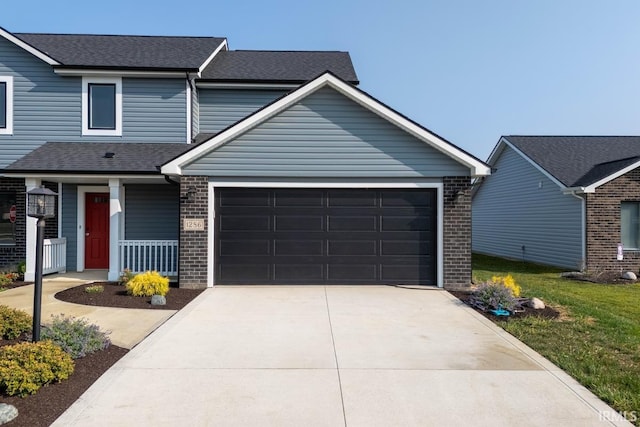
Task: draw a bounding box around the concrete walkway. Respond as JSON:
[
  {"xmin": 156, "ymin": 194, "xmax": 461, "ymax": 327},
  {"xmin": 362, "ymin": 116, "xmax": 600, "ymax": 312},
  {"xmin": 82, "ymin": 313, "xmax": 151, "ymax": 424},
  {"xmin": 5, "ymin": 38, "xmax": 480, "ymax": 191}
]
[
  {"xmin": 52, "ymin": 286, "xmax": 631, "ymax": 427},
  {"xmin": 0, "ymin": 272, "xmax": 176, "ymax": 349}
]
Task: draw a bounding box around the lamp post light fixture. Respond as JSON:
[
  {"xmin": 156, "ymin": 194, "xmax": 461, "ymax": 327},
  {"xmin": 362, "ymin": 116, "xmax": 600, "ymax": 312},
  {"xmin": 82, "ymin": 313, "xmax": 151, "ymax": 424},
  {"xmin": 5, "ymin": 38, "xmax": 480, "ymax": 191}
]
[{"xmin": 26, "ymin": 186, "xmax": 57, "ymax": 342}]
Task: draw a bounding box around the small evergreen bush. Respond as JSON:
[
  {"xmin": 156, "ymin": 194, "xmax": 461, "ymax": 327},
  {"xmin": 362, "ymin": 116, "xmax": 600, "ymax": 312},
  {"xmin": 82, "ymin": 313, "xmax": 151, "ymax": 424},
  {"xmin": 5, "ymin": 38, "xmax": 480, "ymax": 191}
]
[
  {"xmin": 41, "ymin": 315, "xmax": 111, "ymax": 359},
  {"xmin": 126, "ymin": 271, "xmax": 169, "ymax": 297},
  {"xmin": 0, "ymin": 305, "xmax": 32, "ymax": 339},
  {"xmin": 0, "ymin": 341, "xmax": 74, "ymax": 396}
]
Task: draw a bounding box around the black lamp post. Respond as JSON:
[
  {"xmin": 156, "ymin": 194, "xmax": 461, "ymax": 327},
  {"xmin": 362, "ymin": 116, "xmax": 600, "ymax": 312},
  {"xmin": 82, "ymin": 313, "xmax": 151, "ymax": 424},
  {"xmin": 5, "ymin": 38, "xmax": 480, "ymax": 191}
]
[{"xmin": 27, "ymin": 186, "xmax": 57, "ymax": 342}]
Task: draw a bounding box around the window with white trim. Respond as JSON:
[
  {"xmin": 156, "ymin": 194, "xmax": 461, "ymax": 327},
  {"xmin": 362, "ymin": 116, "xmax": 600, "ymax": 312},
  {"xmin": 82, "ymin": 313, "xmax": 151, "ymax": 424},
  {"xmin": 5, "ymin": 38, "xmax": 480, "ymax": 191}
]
[
  {"xmin": 0, "ymin": 76, "xmax": 13, "ymax": 135},
  {"xmin": 82, "ymin": 76, "xmax": 122, "ymax": 136},
  {"xmin": 621, "ymin": 202, "xmax": 640, "ymax": 249}
]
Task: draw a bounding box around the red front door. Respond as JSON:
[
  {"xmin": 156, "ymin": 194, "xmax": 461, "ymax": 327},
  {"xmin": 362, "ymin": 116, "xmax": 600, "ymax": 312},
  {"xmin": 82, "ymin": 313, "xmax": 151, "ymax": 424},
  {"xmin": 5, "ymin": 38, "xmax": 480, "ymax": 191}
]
[{"xmin": 85, "ymin": 193, "xmax": 110, "ymax": 269}]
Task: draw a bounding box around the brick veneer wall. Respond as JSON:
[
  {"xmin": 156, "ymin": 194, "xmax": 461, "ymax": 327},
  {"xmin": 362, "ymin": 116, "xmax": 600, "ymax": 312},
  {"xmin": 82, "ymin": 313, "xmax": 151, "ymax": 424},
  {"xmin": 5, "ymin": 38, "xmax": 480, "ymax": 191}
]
[
  {"xmin": 585, "ymin": 168, "xmax": 640, "ymax": 272},
  {"xmin": 178, "ymin": 176, "xmax": 209, "ymax": 288},
  {"xmin": 443, "ymin": 176, "xmax": 472, "ymax": 289},
  {"xmin": 0, "ymin": 178, "xmax": 26, "ymax": 269}
]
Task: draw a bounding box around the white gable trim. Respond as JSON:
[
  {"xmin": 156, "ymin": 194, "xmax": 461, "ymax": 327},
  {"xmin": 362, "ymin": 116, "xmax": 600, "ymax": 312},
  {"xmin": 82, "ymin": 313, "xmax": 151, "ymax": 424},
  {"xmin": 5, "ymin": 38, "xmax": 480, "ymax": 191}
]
[
  {"xmin": 497, "ymin": 137, "xmax": 567, "ymax": 190},
  {"xmin": 162, "ymin": 72, "xmax": 490, "ymax": 177},
  {"xmin": 197, "ymin": 39, "xmax": 228, "ymax": 77},
  {"xmin": 0, "ymin": 28, "xmax": 60, "ymax": 66}
]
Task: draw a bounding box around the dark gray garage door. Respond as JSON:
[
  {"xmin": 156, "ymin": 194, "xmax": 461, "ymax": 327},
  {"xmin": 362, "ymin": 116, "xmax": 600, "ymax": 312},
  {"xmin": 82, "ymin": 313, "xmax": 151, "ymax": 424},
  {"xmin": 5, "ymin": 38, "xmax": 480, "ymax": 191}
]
[{"xmin": 214, "ymin": 188, "xmax": 437, "ymax": 285}]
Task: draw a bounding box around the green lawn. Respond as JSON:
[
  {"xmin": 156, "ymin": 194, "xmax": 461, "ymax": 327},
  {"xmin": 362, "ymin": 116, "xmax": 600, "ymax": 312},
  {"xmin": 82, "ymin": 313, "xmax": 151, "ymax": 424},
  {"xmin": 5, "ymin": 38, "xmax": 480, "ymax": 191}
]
[{"xmin": 473, "ymin": 254, "xmax": 640, "ymax": 425}]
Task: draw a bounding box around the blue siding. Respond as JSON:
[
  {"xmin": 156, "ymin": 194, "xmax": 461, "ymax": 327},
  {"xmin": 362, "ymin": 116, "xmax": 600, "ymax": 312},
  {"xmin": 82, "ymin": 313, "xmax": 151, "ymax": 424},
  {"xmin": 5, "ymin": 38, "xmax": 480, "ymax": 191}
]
[
  {"xmin": 184, "ymin": 87, "xmax": 469, "ymax": 178},
  {"xmin": 472, "ymin": 145, "xmax": 583, "ymax": 269},
  {"xmin": 61, "ymin": 184, "xmax": 77, "ymax": 271},
  {"xmin": 124, "ymin": 184, "xmax": 179, "ymax": 240},
  {"xmin": 198, "ymin": 89, "xmax": 286, "ymax": 133},
  {"xmin": 0, "ymin": 37, "xmax": 188, "ymax": 169}
]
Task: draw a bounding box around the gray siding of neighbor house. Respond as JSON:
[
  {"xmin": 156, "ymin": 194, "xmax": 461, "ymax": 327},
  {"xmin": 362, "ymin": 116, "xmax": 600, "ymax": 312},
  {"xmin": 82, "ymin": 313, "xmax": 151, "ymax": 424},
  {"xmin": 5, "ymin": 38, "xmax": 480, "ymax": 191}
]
[
  {"xmin": 472, "ymin": 145, "xmax": 583, "ymax": 269},
  {"xmin": 0, "ymin": 36, "xmax": 188, "ymax": 169},
  {"xmin": 61, "ymin": 184, "xmax": 77, "ymax": 271},
  {"xmin": 198, "ymin": 89, "xmax": 286, "ymax": 133},
  {"xmin": 184, "ymin": 87, "xmax": 469, "ymax": 178},
  {"xmin": 124, "ymin": 184, "xmax": 179, "ymax": 240}
]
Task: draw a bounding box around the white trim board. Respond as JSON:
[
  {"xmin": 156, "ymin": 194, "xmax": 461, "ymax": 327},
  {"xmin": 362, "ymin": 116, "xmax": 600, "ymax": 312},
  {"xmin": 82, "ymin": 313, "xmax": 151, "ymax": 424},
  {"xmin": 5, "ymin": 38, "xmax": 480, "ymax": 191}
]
[
  {"xmin": 162, "ymin": 72, "xmax": 490, "ymax": 177},
  {"xmin": 0, "ymin": 27, "xmax": 60, "ymax": 65},
  {"xmin": 207, "ymin": 180, "xmax": 444, "ymax": 288}
]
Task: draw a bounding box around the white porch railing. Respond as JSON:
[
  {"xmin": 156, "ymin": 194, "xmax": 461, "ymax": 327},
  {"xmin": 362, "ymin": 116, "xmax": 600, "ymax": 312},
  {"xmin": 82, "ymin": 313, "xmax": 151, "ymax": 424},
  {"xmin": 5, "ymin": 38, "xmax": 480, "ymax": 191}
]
[
  {"xmin": 43, "ymin": 238, "xmax": 67, "ymax": 275},
  {"xmin": 118, "ymin": 240, "xmax": 179, "ymax": 277}
]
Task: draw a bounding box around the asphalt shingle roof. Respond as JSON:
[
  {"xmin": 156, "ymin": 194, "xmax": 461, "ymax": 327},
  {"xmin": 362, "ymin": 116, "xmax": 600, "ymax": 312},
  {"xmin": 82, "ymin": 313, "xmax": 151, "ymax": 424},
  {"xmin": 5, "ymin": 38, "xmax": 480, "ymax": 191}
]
[
  {"xmin": 504, "ymin": 136, "xmax": 640, "ymax": 187},
  {"xmin": 15, "ymin": 33, "xmax": 226, "ymax": 70},
  {"xmin": 200, "ymin": 50, "xmax": 358, "ymax": 83},
  {"xmin": 5, "ymin": 142, "xmax": 192, "ymax": 173}
]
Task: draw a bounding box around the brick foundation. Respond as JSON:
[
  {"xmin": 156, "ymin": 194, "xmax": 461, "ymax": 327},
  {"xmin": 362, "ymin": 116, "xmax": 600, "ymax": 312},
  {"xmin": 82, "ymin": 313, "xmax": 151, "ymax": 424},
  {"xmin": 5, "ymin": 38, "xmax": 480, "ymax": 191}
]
[
  {"xmin": 178, "ymin": 176, "xmax": 209, "ymax": 288},
  {"xmin": 443, "ymin": 176, "xmax": 472, "ymax": 289}
]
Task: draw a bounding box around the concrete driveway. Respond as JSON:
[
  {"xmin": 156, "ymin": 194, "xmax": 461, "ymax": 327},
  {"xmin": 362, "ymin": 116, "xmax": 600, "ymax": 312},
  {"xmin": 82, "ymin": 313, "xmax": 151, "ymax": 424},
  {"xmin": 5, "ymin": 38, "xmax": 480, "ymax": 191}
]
[{"xmin": 53, "ymin": 286, "xmax": 630, "ymax": 427}]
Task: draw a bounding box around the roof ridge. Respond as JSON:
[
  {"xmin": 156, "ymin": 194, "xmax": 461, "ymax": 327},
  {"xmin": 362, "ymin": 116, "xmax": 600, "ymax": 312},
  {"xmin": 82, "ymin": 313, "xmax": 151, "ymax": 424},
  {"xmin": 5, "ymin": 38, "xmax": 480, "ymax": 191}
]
[
  {"xmin": 15, "ymin": 32, "xmax": 225, "ymax": 40},
  {"xmin": 506, "ymin": 135, "xmax": 640, "ymax": 138},
  {"xmin": 230, "ymin": 49, "xmax": 348, "ymax": 53}
]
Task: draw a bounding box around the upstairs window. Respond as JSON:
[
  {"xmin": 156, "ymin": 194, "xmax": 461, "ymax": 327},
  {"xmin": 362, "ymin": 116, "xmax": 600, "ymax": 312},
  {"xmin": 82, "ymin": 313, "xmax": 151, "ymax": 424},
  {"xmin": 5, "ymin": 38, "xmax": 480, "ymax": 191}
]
[
  {"xmin": 82, "ymin": 77, "xmax": 122, "ymax": 136},
  {"xmin": 0, "ymin": 76, "xmax": 13, "ymax": 135},
  {"xmin": 621, "ymin": 202, "xmax": 640, "ymax": 249}
]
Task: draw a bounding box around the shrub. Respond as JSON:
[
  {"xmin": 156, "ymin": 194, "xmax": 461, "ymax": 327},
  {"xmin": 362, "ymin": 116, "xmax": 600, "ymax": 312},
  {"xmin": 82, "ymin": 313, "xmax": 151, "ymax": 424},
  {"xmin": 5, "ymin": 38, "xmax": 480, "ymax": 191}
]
[
  {"xmin": 0, "ymin": 272, "xmax": 19, "ymax": 287},
  {"xmin": 0, "ymin": 341, "xmax": 74, "ymax": 396},
  {"xmin": 17, "ymin": 261, "xmax": 26, "ymax": 276},
  {"xmin": 85, "ymin": 284, "xmax": 104, "ymax": 294},
  {"xmin": 118, "ymin": 268, "xmax": 135, "ymax": 286},
  {"xmin": 491, "ymin": 274, "xmax": 521, "ymax": 297},
  {"xmin": 470, "ymin": 282, "xmax": 519, "ymax": 312},
  {"xmin": 0, "ymin": 305, "xmax": 32, "ymax": 339},
  {"xmin": 126, "ymin": 271, "xmax": 169, "ymax": 297},
  {"xmin": 40, "ymin": 315, "xmax": 111, "ymax": 359}
]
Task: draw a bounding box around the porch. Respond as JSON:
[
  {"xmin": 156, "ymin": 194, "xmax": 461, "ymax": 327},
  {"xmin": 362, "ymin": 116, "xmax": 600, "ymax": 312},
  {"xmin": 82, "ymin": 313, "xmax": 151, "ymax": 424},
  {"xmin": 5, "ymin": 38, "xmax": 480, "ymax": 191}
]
[{"xmin": 41, "ymin": 238, "xmax": 178, "ymax": 278}]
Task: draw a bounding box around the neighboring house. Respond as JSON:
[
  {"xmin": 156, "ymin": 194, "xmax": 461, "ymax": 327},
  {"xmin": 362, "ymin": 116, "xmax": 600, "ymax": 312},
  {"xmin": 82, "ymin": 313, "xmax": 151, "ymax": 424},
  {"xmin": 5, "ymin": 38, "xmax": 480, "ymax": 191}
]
[
  {"xmin": 473, "ymin": 135, "xmax": 640, "ymax": 272},
  {"xmin": 0, "ymin": 27, "xmax": 490, "ymax": 289}
]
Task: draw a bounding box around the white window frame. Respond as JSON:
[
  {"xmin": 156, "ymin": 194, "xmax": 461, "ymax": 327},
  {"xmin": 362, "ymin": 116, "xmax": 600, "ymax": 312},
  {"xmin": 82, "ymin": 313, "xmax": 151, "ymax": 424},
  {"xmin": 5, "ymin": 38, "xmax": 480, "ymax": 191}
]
[
  {"xmin": 82, "ymin": 76, "xmax": 122, "ymax": 136},
  {"xmin": 0, "ymin": 76, "xmax": 14, "ymax": 135},
  {"xmin": 621, "ymin": 201, "xmax": 640, "ymax": 250}
]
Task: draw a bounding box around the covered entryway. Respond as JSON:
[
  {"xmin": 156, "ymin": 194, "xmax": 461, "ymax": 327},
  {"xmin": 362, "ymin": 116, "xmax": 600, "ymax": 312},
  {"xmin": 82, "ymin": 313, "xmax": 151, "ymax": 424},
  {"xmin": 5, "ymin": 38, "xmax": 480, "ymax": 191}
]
[{"xmin": 214, "ymin": 188, "xmax": 437, "ymax": 285}]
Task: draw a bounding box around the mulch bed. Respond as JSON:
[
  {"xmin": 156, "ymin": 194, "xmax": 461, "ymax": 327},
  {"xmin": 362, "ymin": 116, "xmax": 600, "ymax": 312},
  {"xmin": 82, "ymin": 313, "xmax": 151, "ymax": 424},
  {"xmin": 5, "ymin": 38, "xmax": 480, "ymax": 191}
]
[
  {"xmin": 55, "ymin": 282, "xmax": 204, "ymax": 310},
  {"xmin": 562, "ymin": 270, "xmax": 639, "ymax": 285},
  {"xmin": 0, "ymin": 335, "xmax": 128, "ymax": 427},
  {"xmin": 449, "ymin": 290, "xmax": 560, "ymax": 321},
  {"xmin": 0, "ymin": 281, "xmax": 32, "ymax": 291},
  {"xmin": 0, "ymin": 282, "xmax": 205, "ymax": 425}
]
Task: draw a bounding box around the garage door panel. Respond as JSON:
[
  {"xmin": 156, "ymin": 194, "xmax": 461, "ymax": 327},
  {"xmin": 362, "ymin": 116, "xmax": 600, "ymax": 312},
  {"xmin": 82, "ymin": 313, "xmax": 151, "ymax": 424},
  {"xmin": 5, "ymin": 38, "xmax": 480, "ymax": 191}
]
[
  {"xmin": 215, "ymin": 188, "xmax": 437, "ymax": 285},
  {"xmin": 274, "ymin": 264, "xmax": 324, "ymax": 281},
  {"xmin": 220, "ymin": 215, "xmax": 270, "ymax": 231},
  {"xmin": 327, "ymin": 190, "xmax": 377, "ymax": 207},
  {"xmin": 275, "ymin": 216, "xmax": 324, "ymax": 231},
  {"xmin": 328, "ymin": 216, "xmax": 377, "ymax": 231},
  {"xmin": 328, "ymin": 264, "xmax": 377, "ymax": 281},
  {"xmin": 219, "ymin": 264, "xmax": 270, "ymax": 282},
  {"xmin": 275, "ymin": 190, "xmax": 323, "ymax": 207},
  {"xmin": 380, "ymin": 191, "xmax": 435, "ymax": 208},
  {"xmin": 381, "ymin": 216, "xmax": 435, "ymax": 232},
  {"xmin": 274, "ymin": 240, "xmax": 323, "ymax": 256},
  {"xmin": 327, "ymin": 240, "xmax": 377, "ymax": 256},
  {"xmin": 381, "ymin": 241, "xmax": 434, "ymax": 256},
  {"xmin": 219, "ymin": 191, "xmax": 271, "ymax": 207},
  {"xmin": 219, "ymin": 240, "xmax": 271, "ymax": 256}
]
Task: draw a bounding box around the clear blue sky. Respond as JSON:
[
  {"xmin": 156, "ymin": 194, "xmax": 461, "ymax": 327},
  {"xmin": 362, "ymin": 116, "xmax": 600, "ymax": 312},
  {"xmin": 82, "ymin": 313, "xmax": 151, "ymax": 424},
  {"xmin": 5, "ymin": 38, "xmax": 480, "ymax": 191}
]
[{"xmin": 4, "ymin": 0, "xmax": 640, "ymax": 160}]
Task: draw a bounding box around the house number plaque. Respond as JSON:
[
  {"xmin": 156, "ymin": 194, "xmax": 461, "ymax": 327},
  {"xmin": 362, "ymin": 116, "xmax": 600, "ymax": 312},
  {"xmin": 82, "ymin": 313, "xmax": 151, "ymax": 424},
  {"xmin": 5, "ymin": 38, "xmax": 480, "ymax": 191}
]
[{"xmin": 184, "ymin": 218, "xmax": 205, "ymax": 231}]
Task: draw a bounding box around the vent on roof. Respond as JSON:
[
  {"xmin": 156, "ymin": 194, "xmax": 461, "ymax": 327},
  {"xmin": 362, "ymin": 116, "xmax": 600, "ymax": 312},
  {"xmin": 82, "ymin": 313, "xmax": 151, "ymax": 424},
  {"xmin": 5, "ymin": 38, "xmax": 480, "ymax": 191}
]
[{"xmin": 104, "ymin": 152, "xmax": 115, "ymax": 159}]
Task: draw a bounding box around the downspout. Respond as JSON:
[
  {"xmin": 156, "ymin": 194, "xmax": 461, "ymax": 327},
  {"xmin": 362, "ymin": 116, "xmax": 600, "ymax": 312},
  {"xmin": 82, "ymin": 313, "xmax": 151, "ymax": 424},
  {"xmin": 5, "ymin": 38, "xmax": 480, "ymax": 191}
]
[
  {"xmin": 569, "ymin": 191, "xmax": 586, "ymax": 271},
  {"xmin": 186, "ymin": 73, "xmax": 196, "ymax": 144},
  {"xmin": 164, "ymin": 175, "xmax": 180, "ymax": 187}
]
